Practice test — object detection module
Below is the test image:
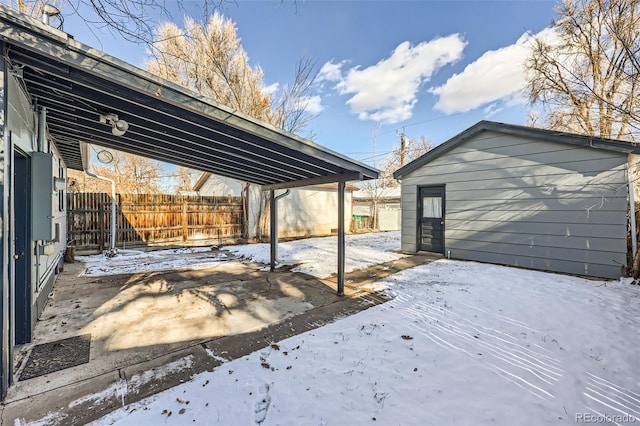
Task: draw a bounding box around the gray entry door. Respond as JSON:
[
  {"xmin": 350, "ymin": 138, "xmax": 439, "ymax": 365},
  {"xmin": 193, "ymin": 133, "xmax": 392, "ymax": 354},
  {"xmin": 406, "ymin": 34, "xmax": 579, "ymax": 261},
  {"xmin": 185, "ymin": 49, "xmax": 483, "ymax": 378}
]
[{"xmin": 418, "ymin": 186, "xmax": 444, "ymax": 254}]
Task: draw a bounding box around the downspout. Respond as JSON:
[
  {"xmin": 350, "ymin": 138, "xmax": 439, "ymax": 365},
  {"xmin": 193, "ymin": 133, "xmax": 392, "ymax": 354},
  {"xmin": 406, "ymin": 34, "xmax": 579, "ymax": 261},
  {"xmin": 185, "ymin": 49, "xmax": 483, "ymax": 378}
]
[
  {"xmin": 34, "ymin": 107, "xmax": 47, "ymax": 290},
  {"xmin": 628, "ymin": 163, "xmax": 637, "ymax": 262},
  {"xmin": 37, "ymin": 107, "xmax": 46, "ymax": 152},
  {"xmin": 269, "ymin": 189, "xmax": 290, "ymax": 271},
  {"xmin": 80, "ymin": 143, "xmax": 116, "ymax": 253}
]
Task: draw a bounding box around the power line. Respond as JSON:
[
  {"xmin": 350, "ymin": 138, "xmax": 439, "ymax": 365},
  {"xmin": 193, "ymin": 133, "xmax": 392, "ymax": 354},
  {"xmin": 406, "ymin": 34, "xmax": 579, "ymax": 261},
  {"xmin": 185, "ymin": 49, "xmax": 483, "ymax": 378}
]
[{"xmin": 379, "ymin": 111, "xmax": 468, "ymax": 136}]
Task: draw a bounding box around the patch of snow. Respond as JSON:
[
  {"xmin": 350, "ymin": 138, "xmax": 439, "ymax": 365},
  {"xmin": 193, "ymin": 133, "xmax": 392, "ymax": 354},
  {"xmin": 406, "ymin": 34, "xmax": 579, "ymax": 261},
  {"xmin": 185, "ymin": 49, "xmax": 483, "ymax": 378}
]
[
  {"xmin": 226, "ymin": 231, "xmax": 406, "ymax": 278},
  {"xmin": 68, "ymin": 380, "xmax": 127, "ymax": 409},
  {"xmin": 14, "ymin": 412, "xmax": 67, "ymax": 426},
  {"xmin": 128, "ymin": 356, "xmax": 195, "ymax": 390},
  {"xmin": 77, "ymin": 249, "xmax": 227, "ymax": 277},
  {"xmin": 204, "ymin": 349, "xmax": 229, "ymax": 364}
]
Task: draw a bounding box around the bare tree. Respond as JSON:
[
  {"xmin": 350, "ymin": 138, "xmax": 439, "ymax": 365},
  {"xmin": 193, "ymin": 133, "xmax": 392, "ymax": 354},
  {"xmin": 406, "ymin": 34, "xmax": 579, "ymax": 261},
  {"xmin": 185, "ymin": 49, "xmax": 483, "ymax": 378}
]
[
  {"xmin": 5, "ymin": 0, "xmax": 232, "ymax": 43},
  {"xmin": 269, "ymin": 56, "xmax": 320, "ymax": 138},
  {"xmin": 379, "ymin": 136, "xmax": 432, "ymax": 188},
  {"xmin": 173, "ymin": 166, "xmax": 201, "ymax": 192},
  {"xmin": 147, "ymin": 13, "xmax": 272, "ymax": 120},
  {"xmin": 67, "ymin": 150, "xmax": 164, "ymax": 194},
  {"xmin": 145, "ymin": 12, "xmax": 320, "ymax": 238},
  {"xmin": 359, "ymin": 128, "xmax": 432, "ymax": 230},
  {"xmin": 146, "ymin": 13, "xmax": 319, "ymax": 135},
  {"xmin": 525, "ymin": 0, "xmax": 640, "ymax": 141}
]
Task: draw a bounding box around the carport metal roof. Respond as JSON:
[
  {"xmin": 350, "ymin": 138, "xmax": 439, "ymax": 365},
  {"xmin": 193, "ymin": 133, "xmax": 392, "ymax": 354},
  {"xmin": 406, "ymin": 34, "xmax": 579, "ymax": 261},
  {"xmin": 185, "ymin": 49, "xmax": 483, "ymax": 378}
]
[{"xmin": 0, "ymin": 5, "xmax": 378, "ymax": 190}]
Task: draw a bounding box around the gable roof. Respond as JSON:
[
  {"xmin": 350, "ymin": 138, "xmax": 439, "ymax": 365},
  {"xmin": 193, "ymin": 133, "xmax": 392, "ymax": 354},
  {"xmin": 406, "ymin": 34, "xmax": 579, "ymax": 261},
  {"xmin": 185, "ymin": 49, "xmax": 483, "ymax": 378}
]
[
  {"xmin": 394, "ymin": 120, "xmax": 640, "ymax": 179},
  {"xmin": 0, "ymin": 5, "xmax": 378, "ymax": 190}
]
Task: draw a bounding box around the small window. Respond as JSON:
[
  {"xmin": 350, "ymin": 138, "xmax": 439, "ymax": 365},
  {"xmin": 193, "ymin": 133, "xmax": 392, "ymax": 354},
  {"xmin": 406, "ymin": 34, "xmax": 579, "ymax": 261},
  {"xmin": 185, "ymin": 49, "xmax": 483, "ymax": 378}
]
[{"xmin": 422, "ymin": 196, "xmax": 442, "ymax": 218}]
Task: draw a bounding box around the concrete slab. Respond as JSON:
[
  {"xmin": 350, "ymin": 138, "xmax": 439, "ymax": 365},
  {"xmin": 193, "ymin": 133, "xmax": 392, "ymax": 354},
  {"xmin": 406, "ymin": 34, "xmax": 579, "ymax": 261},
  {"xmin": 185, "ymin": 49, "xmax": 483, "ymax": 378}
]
[
  {"xmin": 120, "ymin": 344, "xmax": 220, "ymax": 405},
  {"xmin": 2, "ymin": 370, "xmax": 123, "ymax": 425},
  {"xmin": 1, "ymin": 250, "xmax": 436, "ymax": 426}
]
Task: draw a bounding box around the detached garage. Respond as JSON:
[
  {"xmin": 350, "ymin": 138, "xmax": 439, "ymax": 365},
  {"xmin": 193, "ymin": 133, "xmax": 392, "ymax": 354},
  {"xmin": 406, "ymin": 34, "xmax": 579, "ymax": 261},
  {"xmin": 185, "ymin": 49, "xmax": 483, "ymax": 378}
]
[{"xmin": 393, "ymin": 121, "xmax": 640, "ymax": 279}]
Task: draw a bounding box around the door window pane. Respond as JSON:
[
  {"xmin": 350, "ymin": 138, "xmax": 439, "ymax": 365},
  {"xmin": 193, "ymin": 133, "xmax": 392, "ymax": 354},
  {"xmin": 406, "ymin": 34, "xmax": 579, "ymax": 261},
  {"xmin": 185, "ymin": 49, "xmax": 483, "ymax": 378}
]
[{"xmin": 422, "ymin": 196, "xmax": 442, "ymax": 218}]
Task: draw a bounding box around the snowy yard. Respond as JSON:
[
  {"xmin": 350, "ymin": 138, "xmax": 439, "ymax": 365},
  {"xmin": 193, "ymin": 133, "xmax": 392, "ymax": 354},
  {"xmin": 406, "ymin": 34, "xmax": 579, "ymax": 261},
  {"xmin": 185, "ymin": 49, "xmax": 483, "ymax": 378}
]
[
  {"xmin": 76, "ymin": 231, "xmax": 405, "ymax": 279},
  {"xmin": 85, "ymin": 232, "xmax": 640, "ymax": 425}
]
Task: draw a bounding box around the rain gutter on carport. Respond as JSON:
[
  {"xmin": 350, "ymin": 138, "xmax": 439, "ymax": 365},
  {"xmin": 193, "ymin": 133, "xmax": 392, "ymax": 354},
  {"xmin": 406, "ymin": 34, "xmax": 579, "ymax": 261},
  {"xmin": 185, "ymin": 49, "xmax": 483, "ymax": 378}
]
[{"xmin": 0, "ymin": 4, "xmax": 379, "ymax": 294}]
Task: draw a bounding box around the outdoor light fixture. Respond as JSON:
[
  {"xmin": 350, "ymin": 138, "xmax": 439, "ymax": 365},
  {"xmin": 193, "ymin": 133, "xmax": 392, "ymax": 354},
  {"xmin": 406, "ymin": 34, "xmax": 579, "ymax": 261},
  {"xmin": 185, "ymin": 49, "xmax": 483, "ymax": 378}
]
[{"xmin": 99, "ymin": 113, "xmax": 129, "ymax": 136}]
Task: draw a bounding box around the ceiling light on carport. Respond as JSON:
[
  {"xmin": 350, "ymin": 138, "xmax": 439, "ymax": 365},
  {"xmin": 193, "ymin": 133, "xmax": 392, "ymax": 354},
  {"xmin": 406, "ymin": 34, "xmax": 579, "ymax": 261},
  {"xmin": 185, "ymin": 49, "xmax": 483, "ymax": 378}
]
[{"xmin": 99, "ymin": 113, "xmax": 129, "ymax": 136}]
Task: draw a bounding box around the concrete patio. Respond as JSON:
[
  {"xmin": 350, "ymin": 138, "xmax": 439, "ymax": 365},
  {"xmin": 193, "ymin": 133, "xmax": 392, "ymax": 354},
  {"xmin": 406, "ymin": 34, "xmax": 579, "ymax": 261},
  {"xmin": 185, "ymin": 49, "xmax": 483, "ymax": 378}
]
[{"xmin": 1, "ymin": 248, "xmax": 437, "ymax": 425}]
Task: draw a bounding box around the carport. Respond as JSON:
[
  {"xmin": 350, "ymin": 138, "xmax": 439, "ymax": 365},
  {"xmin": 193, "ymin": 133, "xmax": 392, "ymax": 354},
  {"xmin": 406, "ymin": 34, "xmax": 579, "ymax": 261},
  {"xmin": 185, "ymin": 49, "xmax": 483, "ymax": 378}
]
[
  {"xmin": 0, "ymin": 4, "xmax": 377, "ymax": 295},
  {"xmin": 0, "ymin": 4, "xmax": 378, "ymax": 402}
]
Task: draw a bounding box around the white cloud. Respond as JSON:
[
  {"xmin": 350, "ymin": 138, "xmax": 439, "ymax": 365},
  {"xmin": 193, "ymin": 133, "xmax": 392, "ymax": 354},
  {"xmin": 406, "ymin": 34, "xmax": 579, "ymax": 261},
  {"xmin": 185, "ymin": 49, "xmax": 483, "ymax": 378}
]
[
  {"xmin": 318, "ymin": 61, "xmax": 346, "ymax": 83},
  {"xmin": 300, "ymin": 95, "xmax": 324, "ymax": 114},
  {"xmin": 430, "ymin": 27, "xmax": 559, "ymax": 114},
  {"xmin": 483, "ymin": 102, "xmax": 503, "ymax": 118},
  {"xmin": 263, "ymin": 82, "xmax": 280, "ymax": 97},
  {"xmin": 263, "ymin": 84, "xmax": 323, "ymax": 114},
  {"xmin": 320, "ymin": 34, "xmax": 467, "ymax": 124}
]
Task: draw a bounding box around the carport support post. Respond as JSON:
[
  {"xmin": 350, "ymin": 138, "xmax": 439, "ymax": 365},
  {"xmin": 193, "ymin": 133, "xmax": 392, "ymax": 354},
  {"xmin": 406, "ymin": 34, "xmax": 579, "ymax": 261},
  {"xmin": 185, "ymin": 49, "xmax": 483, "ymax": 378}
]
[
  {"xmin": 270, "ymin": 189, "xmax": 277, "ymax": 272},
  {"xmin": 337, "ymin": 181, "xmax": 346, "ymax": 296}
]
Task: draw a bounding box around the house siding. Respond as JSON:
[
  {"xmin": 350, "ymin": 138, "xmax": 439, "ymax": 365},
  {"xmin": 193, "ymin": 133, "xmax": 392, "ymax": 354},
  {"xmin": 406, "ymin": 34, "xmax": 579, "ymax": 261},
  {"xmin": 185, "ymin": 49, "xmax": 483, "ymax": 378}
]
[
  {"xmin": 401, "ymin": 131, "xmax": 628, "ymax": 278},
  {"xmin": 198, "ymin": 174, "xmax": 354, "ymax": 239},
  {"xmin": 1, "ymin": 58, "xmax": 69, "ymax": 398},
  {"xmin": 8, "ymin": 70, "xmax": 68, "ymax": 319},
  {"xmin": 276, "ymin": 187, "xmax": 353, "ymax": 238},
  {"xmin": 1, "ymin": 42, "xmax": 10, "ymax": 397}
]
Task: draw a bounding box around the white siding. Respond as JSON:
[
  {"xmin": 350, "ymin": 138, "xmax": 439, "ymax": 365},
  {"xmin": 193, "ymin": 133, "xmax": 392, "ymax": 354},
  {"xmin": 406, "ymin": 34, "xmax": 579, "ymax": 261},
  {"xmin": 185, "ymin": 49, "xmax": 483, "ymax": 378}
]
[
  {"xmin": 276, "ymin": 187, "xmax": 353, "ymax": 238},
  {"xmin": 198, "ymin": 174, "xmax": 352, "ymax": 238}
]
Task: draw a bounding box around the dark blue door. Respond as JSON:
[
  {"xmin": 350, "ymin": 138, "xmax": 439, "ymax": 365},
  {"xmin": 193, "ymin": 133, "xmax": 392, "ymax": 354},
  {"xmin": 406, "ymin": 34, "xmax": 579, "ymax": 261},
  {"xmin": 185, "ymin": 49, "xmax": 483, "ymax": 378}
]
[
  {"xmin": 418, "ymin": 186, "xmax": 445, "ymax": 254},
  {"xmin": 14, "ymin": 151, "xmax": 31, "ymax": 345}
]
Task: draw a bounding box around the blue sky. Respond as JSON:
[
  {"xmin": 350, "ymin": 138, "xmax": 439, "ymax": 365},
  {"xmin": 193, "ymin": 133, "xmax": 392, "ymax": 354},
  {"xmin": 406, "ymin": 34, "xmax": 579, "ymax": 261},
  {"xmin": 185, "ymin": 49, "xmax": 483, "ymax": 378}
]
[{"xmin": 60, "ymin": 0, "xmax": 557, "ymax": 169}]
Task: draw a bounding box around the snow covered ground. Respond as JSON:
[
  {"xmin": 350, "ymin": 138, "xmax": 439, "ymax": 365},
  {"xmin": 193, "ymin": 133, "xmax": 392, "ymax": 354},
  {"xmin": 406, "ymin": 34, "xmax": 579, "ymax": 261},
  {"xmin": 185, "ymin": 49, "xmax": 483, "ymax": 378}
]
[
  {"xmin": 225, "ymin": 231, "xmax": 406, "ymax": 278},
  {"xmin": 76, "ymin": 231, "xmax": 405, "ymax": 279},
  {"xmin": 85, "ymin": 232, "xmax": 640, "ymax": 425}
]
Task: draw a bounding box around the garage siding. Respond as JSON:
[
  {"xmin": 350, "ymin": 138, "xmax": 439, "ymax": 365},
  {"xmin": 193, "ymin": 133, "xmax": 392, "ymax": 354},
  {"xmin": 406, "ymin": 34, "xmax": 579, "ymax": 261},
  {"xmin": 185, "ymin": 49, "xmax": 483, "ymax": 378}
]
[{"xmin": 401, "ymin": 131, "xmax": 629, "ymax": 278}]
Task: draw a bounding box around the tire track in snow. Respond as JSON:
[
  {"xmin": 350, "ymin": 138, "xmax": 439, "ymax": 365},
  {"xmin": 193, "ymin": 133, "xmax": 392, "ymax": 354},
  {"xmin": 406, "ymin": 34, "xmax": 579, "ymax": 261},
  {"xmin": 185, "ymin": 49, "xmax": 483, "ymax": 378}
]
[
  {"xmin": 391, "ymin": 289, "xmax": 563, "ymax": 401},
  {"xmin": 583, "ymin": 373, "xmax": 640, "ymax": 424}
]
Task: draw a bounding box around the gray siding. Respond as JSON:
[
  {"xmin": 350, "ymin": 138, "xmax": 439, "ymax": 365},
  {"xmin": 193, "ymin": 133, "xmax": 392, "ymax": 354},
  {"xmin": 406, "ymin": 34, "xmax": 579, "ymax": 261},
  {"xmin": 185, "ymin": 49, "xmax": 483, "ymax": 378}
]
[{"xmin": 401, "ymin": 131, "xmax": 629, "ymax": 278}]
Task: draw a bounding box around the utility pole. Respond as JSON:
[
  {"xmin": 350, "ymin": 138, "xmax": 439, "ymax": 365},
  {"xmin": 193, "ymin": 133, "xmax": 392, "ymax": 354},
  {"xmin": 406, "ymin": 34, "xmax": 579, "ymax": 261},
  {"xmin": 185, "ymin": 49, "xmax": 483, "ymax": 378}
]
[{"xmin": 399, "ymin": 127, "xmax": 407, "ymax": 167}]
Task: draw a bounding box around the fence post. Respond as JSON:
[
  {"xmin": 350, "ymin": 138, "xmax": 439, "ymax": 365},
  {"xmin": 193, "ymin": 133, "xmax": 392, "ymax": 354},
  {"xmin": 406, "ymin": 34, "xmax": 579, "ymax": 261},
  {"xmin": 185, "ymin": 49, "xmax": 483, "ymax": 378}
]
[
  {"xmin": 99, "ymin": 200, "xmax": 105, "ymax": 252},
  {"xmin": 182, "ymin": 197, "xmax": 188, "ymax": 242}
]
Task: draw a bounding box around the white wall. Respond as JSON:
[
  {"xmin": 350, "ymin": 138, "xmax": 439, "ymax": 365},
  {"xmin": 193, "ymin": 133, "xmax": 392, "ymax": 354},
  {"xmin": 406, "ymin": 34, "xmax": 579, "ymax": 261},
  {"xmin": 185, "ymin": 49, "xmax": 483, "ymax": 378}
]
[
  {"xmin": 198, "ymin": 174, "xmax": 353, "ymax": 238},
  {"xmin": 377, "ymin": 209, "xmax": 401, "ymax": 231},
  {"xmin": 276, "ymin": 187, "xmax": 353, "ymax": 238}
]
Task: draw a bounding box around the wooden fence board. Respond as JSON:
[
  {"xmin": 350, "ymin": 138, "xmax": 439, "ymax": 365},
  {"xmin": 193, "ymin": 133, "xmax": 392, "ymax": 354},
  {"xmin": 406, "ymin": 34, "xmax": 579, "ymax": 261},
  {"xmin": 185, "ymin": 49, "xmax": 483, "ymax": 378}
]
[{"xmin": 67, "ymin": 193, "xmax": 244, "ymax": 251}]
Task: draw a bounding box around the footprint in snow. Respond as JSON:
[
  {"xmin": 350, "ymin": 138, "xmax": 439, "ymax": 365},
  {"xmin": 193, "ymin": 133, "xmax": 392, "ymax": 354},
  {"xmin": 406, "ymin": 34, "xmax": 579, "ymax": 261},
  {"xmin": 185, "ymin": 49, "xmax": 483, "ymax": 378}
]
[{"xmin": 254, "ymin": 383, "xmax": 271, "ymax": 424}]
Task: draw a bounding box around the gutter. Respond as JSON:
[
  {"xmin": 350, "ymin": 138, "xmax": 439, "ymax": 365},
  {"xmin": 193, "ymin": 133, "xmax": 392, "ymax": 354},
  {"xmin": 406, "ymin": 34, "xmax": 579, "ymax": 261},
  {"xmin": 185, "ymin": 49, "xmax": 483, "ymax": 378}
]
[{"xmin": 269, "ymin": 189, "xmax": 291, "ymax": 271}]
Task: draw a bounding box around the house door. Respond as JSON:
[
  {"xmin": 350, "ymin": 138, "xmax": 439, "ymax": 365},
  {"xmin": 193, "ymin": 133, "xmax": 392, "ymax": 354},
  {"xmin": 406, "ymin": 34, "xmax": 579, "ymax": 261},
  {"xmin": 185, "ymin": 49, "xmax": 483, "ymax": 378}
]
[
  {"xmin": 418, "ymin": 185, "xmax": 445, "ymax": 254},
  {"xmin": 14, "ymin": 149, "xmax": 31, "ymax": 344}
]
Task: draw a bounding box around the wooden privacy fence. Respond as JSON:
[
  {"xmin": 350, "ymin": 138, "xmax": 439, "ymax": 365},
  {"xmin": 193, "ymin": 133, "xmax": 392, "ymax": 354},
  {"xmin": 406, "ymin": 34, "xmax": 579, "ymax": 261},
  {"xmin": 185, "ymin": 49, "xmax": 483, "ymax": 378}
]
[{"xmin": 67, "ymin": 193, "xmax": 244, "ymax": 252}]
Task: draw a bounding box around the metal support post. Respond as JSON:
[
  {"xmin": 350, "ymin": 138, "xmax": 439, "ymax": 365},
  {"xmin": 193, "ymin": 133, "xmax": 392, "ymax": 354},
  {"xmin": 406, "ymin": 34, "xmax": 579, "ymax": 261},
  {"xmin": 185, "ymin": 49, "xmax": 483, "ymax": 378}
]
[
  {"xmin": 269, "ymin": 189, "xmax": 277, "ymax": 272},
  {"xmin": 337, "ymin": 181, "xmax": 346, "ymax": 296}
]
